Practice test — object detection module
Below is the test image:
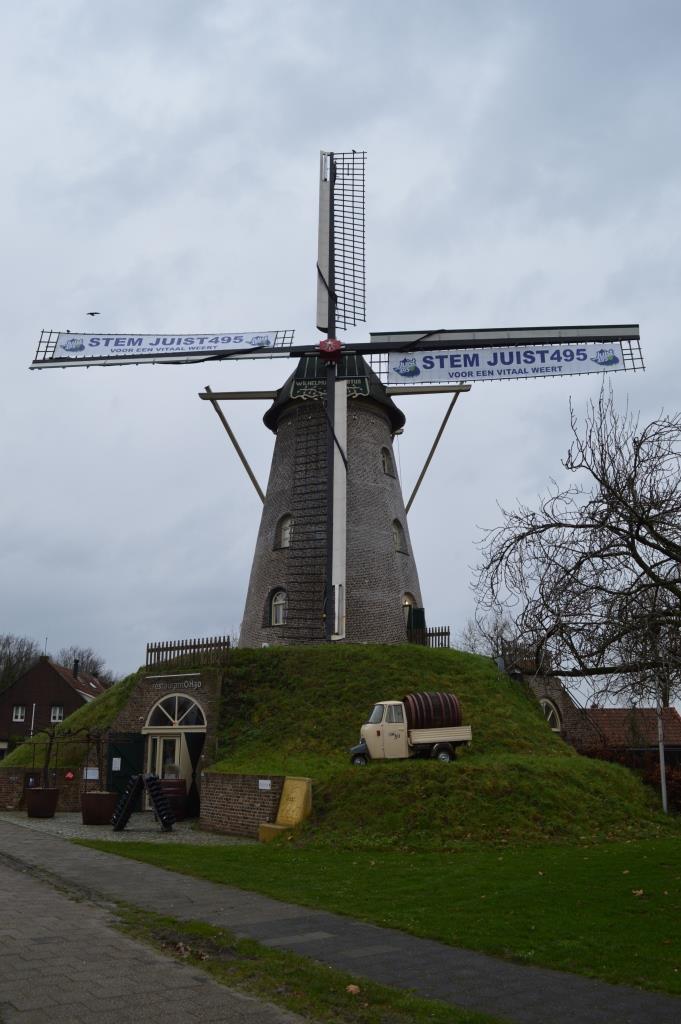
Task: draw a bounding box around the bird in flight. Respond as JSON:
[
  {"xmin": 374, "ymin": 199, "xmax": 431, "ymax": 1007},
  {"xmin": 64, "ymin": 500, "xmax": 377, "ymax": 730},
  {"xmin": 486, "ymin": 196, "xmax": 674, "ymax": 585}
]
[{"xmin": 86, "ymin": 311, "xmax": 101, "ymax": 317}]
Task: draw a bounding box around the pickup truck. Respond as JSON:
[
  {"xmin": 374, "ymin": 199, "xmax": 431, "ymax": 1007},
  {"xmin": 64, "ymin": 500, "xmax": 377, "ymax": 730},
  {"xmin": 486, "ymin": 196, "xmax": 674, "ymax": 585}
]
[{"xmin": 349, "ymin": 691, "xmax": 472, "ymax": 765}]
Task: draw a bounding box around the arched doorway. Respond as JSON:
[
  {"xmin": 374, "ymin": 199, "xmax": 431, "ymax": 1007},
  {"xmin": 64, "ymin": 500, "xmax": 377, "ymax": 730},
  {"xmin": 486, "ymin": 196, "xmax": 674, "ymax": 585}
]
[{"xmin": 143, "ymin": 694, "xmax": 207, "ymax": 816}]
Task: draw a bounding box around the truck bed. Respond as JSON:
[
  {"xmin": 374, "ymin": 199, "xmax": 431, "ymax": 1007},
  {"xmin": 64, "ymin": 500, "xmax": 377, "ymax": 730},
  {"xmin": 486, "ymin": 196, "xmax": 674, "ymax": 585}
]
[{"xmin": 408, "ymin": 725, "xmax": 472, "ymax": 745}]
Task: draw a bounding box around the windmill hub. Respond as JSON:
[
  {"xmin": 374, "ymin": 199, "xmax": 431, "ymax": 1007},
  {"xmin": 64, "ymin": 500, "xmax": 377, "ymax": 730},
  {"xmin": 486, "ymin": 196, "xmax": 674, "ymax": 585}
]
[{"xmin": 318, "ymin": 338, "xmax": 343, "ymax": 362}]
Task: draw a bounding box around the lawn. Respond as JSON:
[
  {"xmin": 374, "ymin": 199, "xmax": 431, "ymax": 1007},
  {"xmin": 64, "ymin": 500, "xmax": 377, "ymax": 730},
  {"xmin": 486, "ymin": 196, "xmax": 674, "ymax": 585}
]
[{"xmin": 80, "ymin": 837, "xmax": 681, "ymax": 996}]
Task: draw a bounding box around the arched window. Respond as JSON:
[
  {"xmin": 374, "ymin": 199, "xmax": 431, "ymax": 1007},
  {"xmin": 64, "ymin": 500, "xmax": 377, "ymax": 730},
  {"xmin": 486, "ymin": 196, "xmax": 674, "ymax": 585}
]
[
  {"xmin": 276, "ymin": 514, "xmax": 294, "ymax": 549},
  {"xmin": 392, "ymin": 519, "xmax": 407, "ymax": 553},
  {"xmin": 381, "ymin": 446, "xmax": 395, "ymax": 477},
  {"xmin": 271, "ymin": 589, "xmax": 288, "ymax": 626},
  {"xmin": 146, "ymin": 695, "xmax": 206, "ymax": 729},
  {"xmin": 539, "ymin": 698, "xmax": 561, "ymax": 732}
]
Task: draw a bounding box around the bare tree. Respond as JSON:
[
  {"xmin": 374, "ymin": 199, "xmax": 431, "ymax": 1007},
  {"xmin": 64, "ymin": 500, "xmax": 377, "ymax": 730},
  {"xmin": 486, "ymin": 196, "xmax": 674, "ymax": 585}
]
[
  {"xmin": 0, "ymin": 634, "xmax": 42, "ymax": 693},
  {"xmin": 456, "ymin": 607, "xmax": 514, "ymax": 658},
  {"xmin": 475, "ymin": 386, "xmax": 681, "ymax": 812},
  {"xmin": 475, "ymin": 385, "xmax": 681, "ymax": 705},
  {"xmin": 56, "ymin": 645, "xmax": 116, "ymax": 686}
]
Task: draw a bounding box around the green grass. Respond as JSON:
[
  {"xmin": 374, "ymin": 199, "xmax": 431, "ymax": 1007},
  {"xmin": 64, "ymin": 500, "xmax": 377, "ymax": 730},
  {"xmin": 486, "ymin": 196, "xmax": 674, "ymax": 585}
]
[
  {"xmin": 210, "ymin": 645, "xmax": 675, "ymax": 847},
  {"xmin": 116, "ymin": 904, "xmax": 506, "ymax": 1024},
  {"xmin": 82, "ymin": 838, "xmax": 681, "ymax": 996}
]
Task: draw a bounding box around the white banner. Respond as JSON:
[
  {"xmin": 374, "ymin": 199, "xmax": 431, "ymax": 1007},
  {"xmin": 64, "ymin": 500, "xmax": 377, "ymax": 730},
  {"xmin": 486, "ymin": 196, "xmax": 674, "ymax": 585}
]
[
  {"xmin": 387, "ymin": 341, "xmax": 625, "ymax": 384},
  {"xmin": 52, "ymin": 331, "xmax": 277, "ymax": 361}
]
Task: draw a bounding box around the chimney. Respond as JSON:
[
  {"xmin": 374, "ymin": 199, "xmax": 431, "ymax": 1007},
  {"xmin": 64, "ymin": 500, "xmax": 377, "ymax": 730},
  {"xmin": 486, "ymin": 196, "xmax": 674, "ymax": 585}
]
[{"xmin": 73, "ymin": 658, "xmax": 79, "ymax": 679}]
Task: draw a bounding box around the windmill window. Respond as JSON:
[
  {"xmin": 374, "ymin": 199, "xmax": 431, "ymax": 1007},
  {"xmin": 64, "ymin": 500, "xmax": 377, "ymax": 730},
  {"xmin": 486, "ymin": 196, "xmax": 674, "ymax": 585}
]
[
  {"xmin": 392, "ymin": 519, "xmax": 408, "ymax": 553},
  {"xmin": 271, "ymin": 589, "xmax": 288, "ymax": 626},
  {"xmin": 276, "ymin": 514, "xmax": 294, "ymax": 549},
  {"xmin": 50, "ymin": 705, "xmax": 64, "ymax": 724},
  {"xmin": 539, "ymin": 699, "xmax": 561, "ymax": 732},
  {"xmin": 381, "ymin": 447, "xmax": 396, "ymax": 477},
  {"xmin": 12, "ymin": 705, "xmax": 26, "ymax": 723}
]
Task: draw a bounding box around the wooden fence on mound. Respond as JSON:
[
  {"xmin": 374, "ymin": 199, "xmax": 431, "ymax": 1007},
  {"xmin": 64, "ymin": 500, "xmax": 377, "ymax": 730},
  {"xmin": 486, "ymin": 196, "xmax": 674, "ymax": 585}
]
[
  {"xmin": 407, "ymin": 626, "xmax": 450, "ymax": 648},
  {"xmin": 145, "ymin": 635, "xmax": 231, "ymax": 669}
]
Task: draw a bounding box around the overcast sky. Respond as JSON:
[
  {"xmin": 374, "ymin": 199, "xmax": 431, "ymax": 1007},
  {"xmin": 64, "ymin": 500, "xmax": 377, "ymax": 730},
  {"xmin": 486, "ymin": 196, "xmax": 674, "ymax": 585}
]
[{"xmin": 1, "ymin": 0, "xmax": 680, "ymax": 678}]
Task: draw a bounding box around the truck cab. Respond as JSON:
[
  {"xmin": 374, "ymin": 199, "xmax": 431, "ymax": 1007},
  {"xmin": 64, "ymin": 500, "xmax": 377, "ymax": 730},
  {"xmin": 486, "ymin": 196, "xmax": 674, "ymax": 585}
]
[{"xmin": 359, "ymin": 701, "xmax": 410, "ymax": 760}]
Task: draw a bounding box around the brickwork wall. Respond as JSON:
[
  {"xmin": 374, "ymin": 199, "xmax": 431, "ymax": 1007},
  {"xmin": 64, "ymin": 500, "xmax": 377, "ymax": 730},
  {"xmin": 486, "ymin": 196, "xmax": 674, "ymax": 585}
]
[
  {"xmin": 0, "ymin": 767, "xmax": 83, "ymax": 811},
  {"xmin": 345, "ymin": 400, "xmax": 422, "ymax": 642},
  {"xmin": 110, "ymin": 670, "xmax": 224, "ymax": 769},
  {"xmin": 239, "ymin": 391, "xmax": 423, "ymax": 647},
  {"xmin": 199, "ymin": 772, "xmax": 285, "ymax": 837}
]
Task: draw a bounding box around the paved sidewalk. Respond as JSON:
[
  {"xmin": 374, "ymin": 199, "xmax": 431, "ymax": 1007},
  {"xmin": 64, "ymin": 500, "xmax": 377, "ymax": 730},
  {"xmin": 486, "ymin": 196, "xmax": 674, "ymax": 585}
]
[
  {"xmin": 0, "ymin": 850, "xmax": 303, "ymax": 1023},
  {"xmin": 0, "ymin": 817, "xmax": 679, "ymax": 1024}
]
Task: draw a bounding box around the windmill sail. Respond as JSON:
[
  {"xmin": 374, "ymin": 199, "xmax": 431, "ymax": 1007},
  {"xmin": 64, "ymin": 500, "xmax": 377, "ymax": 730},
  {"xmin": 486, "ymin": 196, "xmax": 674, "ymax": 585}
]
[
  {"xmin": 31, "ymin": 329, "xmax": 295, "ymax": 369},
  {"xmin": 316, "ymin": 150, "xmax": 366, "ymax": 333}
]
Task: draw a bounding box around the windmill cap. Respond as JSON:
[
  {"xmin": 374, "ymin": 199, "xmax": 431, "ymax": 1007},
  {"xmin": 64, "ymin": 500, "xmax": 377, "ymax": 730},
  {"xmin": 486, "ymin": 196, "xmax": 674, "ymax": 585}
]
[{"xmin": 263, "ymin": 353, "xmax": 406, "ymax": 433}]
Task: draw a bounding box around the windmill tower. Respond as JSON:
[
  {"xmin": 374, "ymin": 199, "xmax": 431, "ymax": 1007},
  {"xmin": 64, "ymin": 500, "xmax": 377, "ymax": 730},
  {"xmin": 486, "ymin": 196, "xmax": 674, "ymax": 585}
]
[
  {"xmin": 240, "ymin": 153, "xmax": 423, "ymax": 646},
  {"xmin": 31, "ymin": 151, "xmax": 644, "ymax": 650}
]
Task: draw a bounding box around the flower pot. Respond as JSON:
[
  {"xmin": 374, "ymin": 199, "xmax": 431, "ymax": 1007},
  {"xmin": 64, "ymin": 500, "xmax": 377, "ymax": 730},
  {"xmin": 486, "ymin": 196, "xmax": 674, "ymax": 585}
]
[
  {"xmin": 25, "ymin": 788, "xmax": 59, "ymax": 819},
  {"xmin": 81, "ymin": 791, "xmax": 119, "ymax": 826}
]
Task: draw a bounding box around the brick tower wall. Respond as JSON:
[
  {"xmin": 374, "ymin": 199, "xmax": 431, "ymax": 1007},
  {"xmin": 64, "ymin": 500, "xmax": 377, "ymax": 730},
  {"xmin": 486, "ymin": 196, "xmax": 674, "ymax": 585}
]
[{"xmin": 239, "ymin": 393, "xmax": 422, "ymax": 647}]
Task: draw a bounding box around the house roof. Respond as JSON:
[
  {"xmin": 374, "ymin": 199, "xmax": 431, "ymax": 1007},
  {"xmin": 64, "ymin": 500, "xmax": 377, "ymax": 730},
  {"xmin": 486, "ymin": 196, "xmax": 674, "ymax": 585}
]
[
  {"xmin": 46, "ymin": 659, "xmax": 107, "ymax": 701},
  {"xmin": 586, "ymin": 707, "xmax": 681, "ymax": 747}
]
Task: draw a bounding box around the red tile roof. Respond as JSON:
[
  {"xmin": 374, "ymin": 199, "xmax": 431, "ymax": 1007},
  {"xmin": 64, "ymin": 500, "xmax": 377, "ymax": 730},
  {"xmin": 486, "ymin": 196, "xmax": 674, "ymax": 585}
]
[
  {"xmin": 47, "ymin": 660, "xmax": 107, "ymax": 700},
  {"xmin": 586, "ymin": 707, "xmax": 681, "ymax": 747}
]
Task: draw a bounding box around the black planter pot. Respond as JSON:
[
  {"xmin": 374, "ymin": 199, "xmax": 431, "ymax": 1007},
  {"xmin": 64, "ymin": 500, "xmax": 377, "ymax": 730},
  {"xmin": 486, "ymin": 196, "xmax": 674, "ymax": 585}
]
[
  {"xmin": 81, "ymin": 791, "xmax": 119, "ymax": 826},
  {"xmin": 25, "ymin": 788, "xmax": 59, "ymax": 819}
]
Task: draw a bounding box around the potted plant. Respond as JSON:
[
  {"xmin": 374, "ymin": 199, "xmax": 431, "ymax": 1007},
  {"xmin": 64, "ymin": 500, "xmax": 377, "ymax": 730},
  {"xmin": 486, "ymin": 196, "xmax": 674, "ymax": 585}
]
[
  {"xmin": 80, "ymin": 728, "xmax": 119, "ymax": 825},
  {"xmin": 25, "ymin": 724, "xmax": 62, "ymax": 818}
]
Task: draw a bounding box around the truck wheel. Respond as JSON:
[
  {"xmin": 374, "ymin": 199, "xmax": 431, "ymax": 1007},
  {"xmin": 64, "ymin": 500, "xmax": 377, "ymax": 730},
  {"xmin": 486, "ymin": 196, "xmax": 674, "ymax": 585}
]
[
  {"xmin": 434, "ymin": 746, "xmax": 453, "ymax": 763},
  {"xmin": 351, "ymin": 754, "xmax": 368, "ymax": 767}
]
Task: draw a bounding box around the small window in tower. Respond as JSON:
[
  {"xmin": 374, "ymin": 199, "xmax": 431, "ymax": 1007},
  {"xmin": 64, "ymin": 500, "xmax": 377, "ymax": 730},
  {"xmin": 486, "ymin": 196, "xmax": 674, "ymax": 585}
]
[
  {"xmin": 271, "ymin": 589, "xmax": 288, "ymax": 626},
  {"xmin": 392, "ymin": 519, "xmax": 408, "ymax": 553},
  {"xmin": 381, "ymin": 446, "xmax": 396, "ymax": 477},
  {"xmin": 276, "ymin": 514, "xmax": 294, "ymax": 549}
]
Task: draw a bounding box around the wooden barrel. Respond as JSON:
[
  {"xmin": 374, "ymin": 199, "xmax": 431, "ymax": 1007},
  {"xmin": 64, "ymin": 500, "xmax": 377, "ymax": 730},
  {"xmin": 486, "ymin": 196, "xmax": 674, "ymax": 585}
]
[
  {"xmin": 402, "ymin": 692, "xmax": 461, "ymax": 730},
  {"xmin": 158, "ymin": 779, "xmax": 188, "ymax": 821}
]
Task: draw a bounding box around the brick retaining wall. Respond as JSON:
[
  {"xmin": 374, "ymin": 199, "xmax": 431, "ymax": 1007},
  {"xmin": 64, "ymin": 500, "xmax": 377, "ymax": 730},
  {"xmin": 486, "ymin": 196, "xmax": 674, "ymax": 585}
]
[
  {"xmin": 0, "ymin": 767, "xmax": 83, "ymax": 811},
  {"xmin": 199, "ymin": 772, "xmax": 285, "ymax": 837}
]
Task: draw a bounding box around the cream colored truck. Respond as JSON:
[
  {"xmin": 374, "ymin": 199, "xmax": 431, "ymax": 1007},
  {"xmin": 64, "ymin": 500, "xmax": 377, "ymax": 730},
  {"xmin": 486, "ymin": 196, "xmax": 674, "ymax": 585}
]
[{"xmin": 349, "ymin": 691, "xmax": 472, "ymax": 765}]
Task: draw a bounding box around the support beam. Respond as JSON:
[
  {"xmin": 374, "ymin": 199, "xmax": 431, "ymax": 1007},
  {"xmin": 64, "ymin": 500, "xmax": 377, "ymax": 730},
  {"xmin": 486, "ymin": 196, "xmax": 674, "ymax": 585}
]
[
  {"xmin": 203, "ymin": 385, "xmax": 265, "ymax": 503},
  {"xmin": 386, "ymin": 384, "xmax": 471, "ymax": 396},
  {"xmin": 405, "ymin": 392, "xmax": 463, "ymax": 514},
  {"xmin": 199, "ymin": 390, "xmax": 277, "ymax": 401}
]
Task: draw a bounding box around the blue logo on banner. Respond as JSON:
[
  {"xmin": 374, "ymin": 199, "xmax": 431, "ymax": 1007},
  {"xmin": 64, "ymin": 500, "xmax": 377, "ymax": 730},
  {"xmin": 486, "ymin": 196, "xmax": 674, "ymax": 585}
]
[
  {"xmin": 60, "ymin": 336, "xmax": 85, "ymax": 353},
  {"xmin": 248, "ymin": 335, "xmax": 272, "ymax": 347},
  {"xmin": 394, "ymin": 356, "xmax": 421, "ymax": 378},
  {"xmin": 591, "ymin": 348, "xmax": 620, "ymax": 367}
]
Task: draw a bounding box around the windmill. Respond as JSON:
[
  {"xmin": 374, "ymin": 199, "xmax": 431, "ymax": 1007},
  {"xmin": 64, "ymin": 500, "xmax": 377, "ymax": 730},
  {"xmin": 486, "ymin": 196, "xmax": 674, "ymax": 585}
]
[{"xmin": 31, "ymin": 151, "xmax": 644, "ymax": 648}]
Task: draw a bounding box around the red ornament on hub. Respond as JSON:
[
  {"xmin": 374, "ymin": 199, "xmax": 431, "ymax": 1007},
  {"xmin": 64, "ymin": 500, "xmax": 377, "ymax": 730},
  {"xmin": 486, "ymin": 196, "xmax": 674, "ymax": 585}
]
[{"xmin": 318, "ymin": 338, "xmax": 343, "ymax": 363}]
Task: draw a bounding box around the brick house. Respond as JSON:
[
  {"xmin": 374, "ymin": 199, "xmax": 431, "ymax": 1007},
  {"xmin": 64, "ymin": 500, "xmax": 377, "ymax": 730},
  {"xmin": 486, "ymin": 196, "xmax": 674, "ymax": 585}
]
[
  {"xmin": 522, "ymin": 672, "xmax": 681, "ymax": 764},
  {"xmin": 0, "ymin": 656, "xmax": 106, "ymax": 759}
]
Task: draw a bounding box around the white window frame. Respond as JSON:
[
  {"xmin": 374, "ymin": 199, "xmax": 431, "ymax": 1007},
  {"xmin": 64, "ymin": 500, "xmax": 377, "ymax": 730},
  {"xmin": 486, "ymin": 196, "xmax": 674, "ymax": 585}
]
[
  {"xmin": 12, "ymin": 705, "xmax": 26, "ymax": 723},
  {"xmin": 277, "ymin": 514, "xmax": 294, "ymax": 549},
  {"xmin": 50, "ymin": 705, "xmax": 64, "ymax": 724},
  {"xmin": 271, "ymin": 589, "xmax": 288, "ymax": 626},
  {"xmin": 392, "ymin": 519, "xmax": 407, "ymax": 553},
  {"xmin": 539, "ymin": 698, "xmax": 561, "ymax": 732},
  {"xmin": 381, "ymin": 447, "xmax": 395, "ymax": 476}
]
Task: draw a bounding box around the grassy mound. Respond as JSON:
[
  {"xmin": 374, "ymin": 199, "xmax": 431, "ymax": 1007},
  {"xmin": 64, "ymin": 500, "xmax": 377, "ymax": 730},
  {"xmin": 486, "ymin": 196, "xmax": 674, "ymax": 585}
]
[
  {"xmin": 215, "ymin": 644, "xmax": 567, "ymax": 778},
  {"xmin": 3, "ymin": 644, "xmax": 673, "ymax": 847},
  {"xmin": 211, "ymin": 645, "xmax": 673, "ymax": 847}
]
